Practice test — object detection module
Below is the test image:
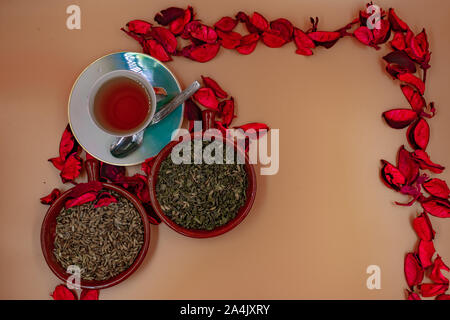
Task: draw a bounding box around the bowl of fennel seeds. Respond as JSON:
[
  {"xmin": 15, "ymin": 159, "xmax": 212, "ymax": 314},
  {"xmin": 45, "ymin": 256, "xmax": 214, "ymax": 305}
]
[
  {"xmin": 41, "ymin": 159, "xmax": 151, "ymax": 290},
  {"xmin": 148, "ymin": 110, "xmax": 257, "ymax": 238}
]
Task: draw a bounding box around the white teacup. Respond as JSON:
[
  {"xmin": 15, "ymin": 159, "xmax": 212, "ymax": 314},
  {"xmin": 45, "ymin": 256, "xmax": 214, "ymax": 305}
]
[{"xmin": 88, "ymin": 70, "xmax": 156, "ymax": 137}]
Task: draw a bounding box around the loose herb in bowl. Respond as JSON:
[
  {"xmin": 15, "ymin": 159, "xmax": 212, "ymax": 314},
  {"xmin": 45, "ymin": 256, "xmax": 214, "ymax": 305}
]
[
  {"xmin": 156, "ymin": 140, "xmax": 248, "ymax": 230},
  {"xmin": 53, "ymin": 191, "xmax": 144, "ymax": 281}
]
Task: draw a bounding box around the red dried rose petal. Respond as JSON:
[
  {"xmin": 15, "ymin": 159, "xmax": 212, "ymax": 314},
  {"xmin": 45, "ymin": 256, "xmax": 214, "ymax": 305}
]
[
  {"xmin": 151, "ymin": 27, "xmax": 177, "ymax": 53},
  {"xmin": 144, "ymin": 39, "xmax": 171, "ymax": 62},
  {"xmin": 235, "ymin": 11, "xmax": 259, "ymax": 34},
  {"xmin": 40, "ymin": 188, "xmax": 61, "ymax": 205},
  {"xmin": 182, "ymin": 43, "xmax": 220, "ymax": 62},
  {"xmin": 65, "ymin": 191, "xmax": 97, "ymax": 209},
  {"xmin": 353, "ymin": 26, "xmax": 374, "ymax": 47},
  {"xmin": 141, "ymin": 156, "xmax": 156, "ymax": 176},
  {"xmin": 67, "ymin": 181, "xmax": 102, "ymax": 199},
  {"xmin": 383, "ymin": 51, "xmax": 417, "ymax": 74},
  {"xmin": 270, "ymin": 18, "xmax": 293, "ymax": 42},
  {"xmin": 423, "ymin": 179, "xmax": 450, "ymax": 199},
  {"xmin": 100, "ymin": 163, "xmax": 126, "ymax": 183},
  {"xmin": 397, "ymin": 146, "xmax": 419, "ymax": 185},
  {"xmin": 308, "ymin": 31, "xmax": 341, "ymax": 48},
  {"xmin": 189, "ymin": 23, "xmax": 218, "ymax": 44},
  {"xmin": 116, "ymin": 174, "xmax": 150, "ymax": 204},
  {"xmin": 127, "ymin": 20, "xmax": 152, "ymax": 35},
  {"xmin": 60, "ymin": 153, "xmax": 83, "ymax": 183},
  {"xmin": 154, "ymin": 7, "xmax": 185, "ymax": 26},
  {"xmin": 401, "ymin": 85, "xmax": 425, "ymax": 113},
  {"xmin": 407, "ymin": 118, "xmax": 429, "ymax": 150},
  {"xmin": 51, "ymin": 285, "xmax": 76, "ymax": 300},
  {"xmin": 382, "ymin": 109, "xmax": 418, "ymax": 129},
  {"xmin": 48, "ymin": 157, "xmax": 65, "ymax": 171},
  {"xmin": 236, "ymin": 33, "xmax": 259, "ymax": 55},
  {"xmin": 94, "ymin": 192, "xmax": 118, "ymax": 208},
  {"xmin": 385, "ymin": 64, "xmax": 410, "ymax": 79},
  {"xmin": 193, "ymin": 88, "xmax": 219, "ymax": 110},
  {"xmin": 406, "ymin": 29, "xmax": 430, "ymax": 64},
  {"xmin": 293, "ymin": 28, "xmax": 315, "ymax": 56},
  {"xmin": 184, "ymin": 98, "xmax": 202, "ymax": 122},
  {"xmin": 407, "ymin": 291, "xmax": 421, "ymax": 300},
  {"xmin": 59, "ymin": 125, "xmax": 78, "ymax": 161},
  {"xmin": 436, "ymin": 294, "xmax": 450, "ymax": 300},
  {"xmin": 420, "ymin": 283, "xmax": 449, "ymax": 297},
  {"xmin": 418, "ymin": 240, "xmax": 435, "ymax": 269},
  {"xmin": 391, "ymin": 32, "xmax": 406, "ymax": 51},
  {"xmin": 219, "ymin": 98, "xmax": 235, "ymax": 127},
  {"xmin": 261, "ymin": 30, "xmax": 287, "ymax": 48},
  {"xmin": 250, "ymin": 12, "xmax": 269, "ymax": 32},
  {"xmin": 398, "ymin": 73, "xmax": 425, "ymax": 95},
  {"xmin": 80, "ymin": 289, "xmax": 99, "ymax": 300},
  {"xmin": 429, "ymin": 255, "xmax": 450, "ymax": 284},
  {"xmin": 214, "ymin": 16, "xmax": 237, "ymax": 32},
  {"xmin": 380, "ymin": 160, "xmax": 406, "ymax": 190},
  {"xmin": 217, "ymin": 30, "xmax": 242, "ymax": 49},
  {"xmin": 388, "ymin": 8, "xmax": 409, "ymax": 32},
  {"xmin": 413, "ymin": 212, "xmax": 435, "ymax": 241},
  {"xmin": 421, "ymin": 199, "xmax": 450, "ymax": 218},
  {"xmin": 372, "ymin": 20, "xmax": 391, "ymax": 45},
  {"xmin": 404, "ymin": 253, "xmax": 424, "ymax": 289},
  {"xmin": 411, "ymin": 150, "xmax": 445, "ymax": 174},
  {"xmin": 201, "ymin": 76, "xmax": 228, "ymax": 99},
  {"xmin": 169, "ymin": 7, "xmax": 193, "ymax": 35}
]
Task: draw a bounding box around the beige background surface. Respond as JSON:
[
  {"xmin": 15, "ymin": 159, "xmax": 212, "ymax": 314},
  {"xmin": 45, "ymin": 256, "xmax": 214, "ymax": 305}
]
[{"xmin": 0, "ymin": 0, "xmax": 449, "ymax": 299}]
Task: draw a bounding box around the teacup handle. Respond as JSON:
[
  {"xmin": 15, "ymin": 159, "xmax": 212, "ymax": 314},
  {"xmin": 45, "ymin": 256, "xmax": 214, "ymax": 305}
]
[{"xmin": 85, "ymin": 159, "xmax": 100, "ymax": 182}]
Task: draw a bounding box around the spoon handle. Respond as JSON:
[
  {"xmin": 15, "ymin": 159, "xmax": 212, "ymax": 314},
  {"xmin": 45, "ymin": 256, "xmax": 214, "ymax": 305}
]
[{"xmin": 149, "ymin": 81, "xmax": 201, "ymax": 125}]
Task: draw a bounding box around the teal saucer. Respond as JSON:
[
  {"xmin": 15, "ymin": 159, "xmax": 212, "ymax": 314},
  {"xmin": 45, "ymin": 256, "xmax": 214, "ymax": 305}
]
[{"xmin": 68, "ymin": 52, "xmax": 184, "ymax": 166}]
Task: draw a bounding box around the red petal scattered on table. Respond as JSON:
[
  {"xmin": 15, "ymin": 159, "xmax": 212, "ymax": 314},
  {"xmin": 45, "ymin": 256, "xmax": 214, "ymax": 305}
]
[
  {"xmin": 67, "ymin": 181, "xmax": 102, "ymax": 199},
  {"xmin": 65, "ymin": 192, "xmax": 97, "ymax": 209},
  {"xmin": 353, "ymin": 26, "xmax": 374, "ymax": 47},
  {"xmin": 407, "ymin": 118, "xmax": 429, "ymax": 150},
  {"xmin": 382, "ymin": 109, "xmax": 418, "ymax": 129},
  {"xmin": 214, "ymin": 16, "xmax": 237, "ymax": 32},
  {"xmin": 404, "ymin": 253, "xmax": 424, "ymax": 289},
  {"xmin": 126, "ymin": 20, "xmax": 152, "ymax": 35},
  {"xmin": 60, "ymin": 154, "xmax": 83, "ymax": 183},
  {"xmin": 388, "ymin": 8, "xmax": 409, "ymax": 32},
  {"xmin": 182, "ymin": 43, "xmax": 220, "ymax": 62},
  {"xmin": 401, "ymin": 85, "xmax": 425, "ymax": 113},
  {"xmin": 398, "ymin": 73, "xmax": 425, "ymax": 95},
  {"xmin": 423, "ymin": 179, "xmax": 450, "ymax": 199},
  {"xmin": 169, "ymin": 7, "xmax": 193, "ymax": 35},
  {"xmin": 40, "ymin": 188, "xmax": 61, "ymax": 205},
  {"xmin": 189, "ymin": 23, "xmax": 218, "ymax": 44},
  {"xmin": 59, "ymin": 125, "xmax": 78, "ymax": 162},
  {"xmin": 151, "ymin": 27, "xmax": 178, "ymax": 53},
  {"xmin": 235, "ymin": 11, "xmax": 259, "ymax": 34},
  {"xmin": 390, "ymin": 32, "xmax": 406, "ymax": 50},
  {"xmin": 217, "ymin": 30, "xmax": 242, "ymax": 49},
  {"xmin": 418, "ymin": 240, "xmax": 435, "ymax": 269},
  {"xmin": 372, "ymin": 20, "xmax": 391, "ymax": 45},
  {"xmin": 385, "ymin": 64, "xmax": 410, "ymax": 79},
  {"xmin": 308, "ymin": 31, "xmax": 341, "ymax": 48},
  {"xmin": 293, "ymin": 28, "xmax": 315, "ymax": 56},
  {"xmin": 141, "ymin": 156, "xmax": 156, "ymax": 176},
  {"xmin": 184, "ymin": 98, "xmax": 202, "ymax": 122},
  {"xmin": 94, "ymin": 192, "xmax": 118, "ymax": 208},
  {"xmin": 270, "ymin": 18, "xmax": 293, "ymax": 42},
  {"xmin": 219, "ymin": 98, "xmax": 236, "ymax": 127},
  {"xmin": 144, "ymin": 39, "xmax": 171, "ymax": 62},
  {"xmin": 193, "ymin": 88, "xmax": 219, "ymax": 110},
  {"xmin": 421, "ymin": 199, "xmax": 450, "ymax": 218},
  {"xmin": 236, "ymin": 33, "xmax": 259, "ymax": 55},
  {"xmin": 436, "ymin": 294, "xmax": 450, "ymax": 300},
  {"xmin": 154, "ymin": 7, "xmax": 185, "ymax": 26},
  {"xmin": 201, "ymin": 76, "xmax": 228, "ymax": 99},
  {"xmin": 380, "ymin": 160, "xmax": 406, "ymax": 190},
  {"xmin": 429, "ymin": 255, "xmax": 450, "ymax": 284},
  {"xmin": 420, "ymin": 283, "xmax": 449, "ymax": 297},
  {"xmin": 261, "ymin": 30, "xmax": 287, "ymax": 48},
  {"xmin": 397, "ymin": 146, "xmax": 419, "ymax": 185},
  {"xmin": 411, "ymin": 150, "xmax": 445, "ymax": 174},
  {"xmin": 250, "ymin": 12, "xmax": 269, "ymax": 32},
  {"xmin": 413, "ymin": 212, "xmax": 435, "ymax": 241},
  {"xmin": 80, "ymin": 289, "xmax": 99, "ymax": 300},
  {"xmin": 100, "ymin": 163, "xmax": 126, "ymax": 183},
  {"xmin": 407, "ymin": 291, "xmax": 421, "ymax": 300},
  {"xmin": 48, "ymin": 157, "xmax": 65, "ymax": 171},
  {"xmin": 383, "ymin": 51, "xmax": 417, "ymax": 74},
  {"xmin": 51, "ymin": 285, "xmax": 76, "ymax": 300}
]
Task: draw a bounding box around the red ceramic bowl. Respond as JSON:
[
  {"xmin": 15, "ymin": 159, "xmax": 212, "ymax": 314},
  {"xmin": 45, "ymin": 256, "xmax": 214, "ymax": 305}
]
[
  {"xmin": 148, "ymin": 110, "xmax": 257, "ymax": 238},
  {"xmin": 40, "ymin": 159, "xmax": 151, "ymax": 290}
]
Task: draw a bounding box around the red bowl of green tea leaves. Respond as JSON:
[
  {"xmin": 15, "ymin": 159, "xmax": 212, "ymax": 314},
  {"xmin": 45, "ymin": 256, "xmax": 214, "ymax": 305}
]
[
  {"xmin": 40, "ymin": 159, "xmax": 151, "ymax": 289},
  {"xmin": 148, "ymin": 110, "xmax": 257, "ymax": 238}
]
